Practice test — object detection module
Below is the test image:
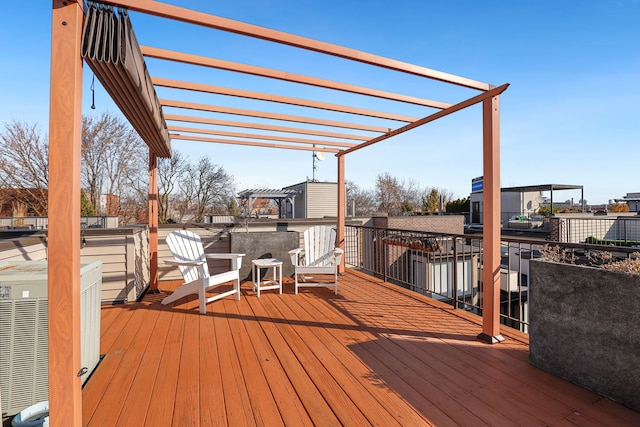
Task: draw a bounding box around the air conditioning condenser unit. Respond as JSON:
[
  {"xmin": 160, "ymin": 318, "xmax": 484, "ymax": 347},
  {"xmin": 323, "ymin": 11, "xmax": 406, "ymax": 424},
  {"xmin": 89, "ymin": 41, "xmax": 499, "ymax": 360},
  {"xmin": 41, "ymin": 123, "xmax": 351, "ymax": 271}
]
[{"xmin": 0, "ymin": 260, "xmax": 102, "ymax": 417}]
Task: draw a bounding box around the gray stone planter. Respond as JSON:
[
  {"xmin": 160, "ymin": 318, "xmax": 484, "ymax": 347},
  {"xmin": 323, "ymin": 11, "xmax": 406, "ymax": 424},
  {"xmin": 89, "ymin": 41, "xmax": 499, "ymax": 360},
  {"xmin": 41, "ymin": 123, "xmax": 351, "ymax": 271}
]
[
  {"xmin": 230, "ymin": 231, "xmax": 300, "ymax": 282},
  {"xmin": 529, "ymin": 259, "xmax": 640, "ymax": 411}
]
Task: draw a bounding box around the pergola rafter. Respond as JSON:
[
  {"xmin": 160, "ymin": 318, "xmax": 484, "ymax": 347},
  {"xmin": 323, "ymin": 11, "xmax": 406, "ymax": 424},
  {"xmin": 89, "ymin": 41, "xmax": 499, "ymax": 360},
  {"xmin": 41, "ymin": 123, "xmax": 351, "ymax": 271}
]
[
  {"xmin": 167, "ymin": 125, "xmax": 356, "ymax": 149},
  {"xmin": 99, "ymin": 0, "xmax": 492, "ymax": 90},
  {"xmin": 169, "ymin": 134, "xmax": 342, "ymax": 153},
  {"xmin": 153, "ymin": 77, "xmax": 419, "ymax": 122},
  {"xmin": 163, "ymin": 114, "xmax": 373, "ymax": 141},
  {"xmin": 47, "ymin": 1, "xmax": 508, "ymax": 424},
  {"xmin": 160, "ymin": 99, "xmax": 391, "ymax": 133},
  {"xmin": 143, "ymin": 46, "xmax": 452, "ymax": 109}
]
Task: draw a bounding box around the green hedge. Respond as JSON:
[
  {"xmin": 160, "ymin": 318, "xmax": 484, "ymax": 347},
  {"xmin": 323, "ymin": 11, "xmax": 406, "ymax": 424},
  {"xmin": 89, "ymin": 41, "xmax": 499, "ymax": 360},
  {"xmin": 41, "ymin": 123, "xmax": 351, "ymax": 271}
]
[{"xmin": 585, "ymin": 236, "xmax": 640, "ymax": 247}]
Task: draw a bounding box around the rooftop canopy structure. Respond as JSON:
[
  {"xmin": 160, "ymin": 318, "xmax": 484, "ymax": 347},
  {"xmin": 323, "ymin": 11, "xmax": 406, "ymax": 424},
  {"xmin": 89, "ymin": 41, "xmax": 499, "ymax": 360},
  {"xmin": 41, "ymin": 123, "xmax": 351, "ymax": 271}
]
[
  {"xmin": 237, "ymin": 188, "xmax": 300, "ymax": 218},
  {"xmin": 501, "ymin": 184, "xmax": 585, "ymax": 212},
  {"xmin": 48, "ymin": 1, "xmax": 508, "ymax": 424}
]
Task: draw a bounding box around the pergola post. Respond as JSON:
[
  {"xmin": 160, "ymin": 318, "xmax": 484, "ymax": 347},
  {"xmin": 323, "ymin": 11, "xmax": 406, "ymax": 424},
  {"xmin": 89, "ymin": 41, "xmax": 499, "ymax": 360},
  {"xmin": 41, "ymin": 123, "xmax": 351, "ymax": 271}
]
[
  {"xmin": 149, "ymin": 151, "xmax": 159, "ymax": 291},
  {"xmin": 478, "ymin": 95, "xmax": 505, "ymax": 344},
  {"xmin": 48, "ymin": 0, "xmax": 84, "ymax": 424},
  {"xmin": 337, "ymin": 154, "xmax": 346, "ymax": 273}
]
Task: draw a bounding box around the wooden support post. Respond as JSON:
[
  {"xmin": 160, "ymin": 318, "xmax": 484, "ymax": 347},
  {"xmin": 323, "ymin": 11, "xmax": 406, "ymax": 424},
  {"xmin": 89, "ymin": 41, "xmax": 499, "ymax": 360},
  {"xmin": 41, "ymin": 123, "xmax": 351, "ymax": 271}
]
[
  {"xmin": 149, "ymin": 151, "xmax": 159, "ymax": 291},
  {"xmin": 48, "ymin": 1, "xmax": 84, "ymax": 424},
  {"xmin": 478, "ymin": 95, "xmax": 505, "ymax": 344},
  {"xmin": 336, "ymin": 154, "xmax": 346, "ymax": 273}
]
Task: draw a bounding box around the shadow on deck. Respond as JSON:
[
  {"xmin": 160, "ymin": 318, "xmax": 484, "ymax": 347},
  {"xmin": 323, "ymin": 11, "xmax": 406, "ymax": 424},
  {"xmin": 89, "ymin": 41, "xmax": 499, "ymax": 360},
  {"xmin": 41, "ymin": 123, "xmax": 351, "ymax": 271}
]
[{"xmin": 82, "ymin": 269, "xmax": 640, "ymax": 426}]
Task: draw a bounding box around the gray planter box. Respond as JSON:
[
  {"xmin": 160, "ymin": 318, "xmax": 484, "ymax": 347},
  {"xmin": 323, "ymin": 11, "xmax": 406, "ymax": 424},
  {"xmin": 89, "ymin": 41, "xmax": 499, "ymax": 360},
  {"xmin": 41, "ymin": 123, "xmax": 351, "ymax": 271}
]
[
  {"xmin": 230, "ymin": 231, "xmax": 300, "ymax": 282},
  {"xmin": 529, "ymin": 259, "xmax": 640, "ymax": 411}
]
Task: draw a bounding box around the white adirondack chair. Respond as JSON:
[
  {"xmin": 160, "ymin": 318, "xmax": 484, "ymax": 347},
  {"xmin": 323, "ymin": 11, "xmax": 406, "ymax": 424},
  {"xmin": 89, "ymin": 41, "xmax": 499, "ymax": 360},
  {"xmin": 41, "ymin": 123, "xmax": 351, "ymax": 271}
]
[
  {"xmin": 162, "ymin": 230, "xmax": 245, "ymax": 314},
  {"xmin": 289, "ymin": 225, "xmax": 344, "ymax": 295}
]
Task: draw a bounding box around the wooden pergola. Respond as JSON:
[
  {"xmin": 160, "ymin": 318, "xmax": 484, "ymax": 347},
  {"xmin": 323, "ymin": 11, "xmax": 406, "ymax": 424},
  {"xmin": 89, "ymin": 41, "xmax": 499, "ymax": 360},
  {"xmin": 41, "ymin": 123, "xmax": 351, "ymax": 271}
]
[{"xmin": 48, "ymin": 0, "xmax": 508, "ymax": 424}]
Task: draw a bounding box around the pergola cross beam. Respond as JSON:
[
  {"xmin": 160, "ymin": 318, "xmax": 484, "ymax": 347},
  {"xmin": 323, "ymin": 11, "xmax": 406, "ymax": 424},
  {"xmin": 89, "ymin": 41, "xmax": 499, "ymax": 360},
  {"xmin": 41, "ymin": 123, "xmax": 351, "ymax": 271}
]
[
  {"xmin": 163, "ymin": 114, "xmax": 372, "ymax": 141},
  {"xmin": 160, "ymin": 99, "xmax": 390, "ymax": 133},
  {"xmin": 168, "ymin": 125, "xmax": 356, "ymax": 148},
  {"xmin": 339, "ymin": 84, "xmax": 510, "ymax": 156},
  {"xmin": 170, "ymin": 133, "xmax": 342, "ymax": 153},
  {"xmin": 99, "ymin": 0, "xmax": 492, "ymax": 90},
  {"xmin": 144, "ymin": 47, "xmax": 451, "ymax": 109},
  {"xmin": 153, "ymin": 77, "xmax": 419, "ymax": 122}
]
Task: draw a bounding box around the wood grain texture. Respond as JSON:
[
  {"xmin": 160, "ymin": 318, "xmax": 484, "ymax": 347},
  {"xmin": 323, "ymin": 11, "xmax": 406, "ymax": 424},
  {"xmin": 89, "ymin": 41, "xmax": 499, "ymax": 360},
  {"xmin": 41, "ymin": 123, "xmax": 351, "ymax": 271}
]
[{"xmin": 83, "ymin": 272, "xmax": 640, "ymax": 426}]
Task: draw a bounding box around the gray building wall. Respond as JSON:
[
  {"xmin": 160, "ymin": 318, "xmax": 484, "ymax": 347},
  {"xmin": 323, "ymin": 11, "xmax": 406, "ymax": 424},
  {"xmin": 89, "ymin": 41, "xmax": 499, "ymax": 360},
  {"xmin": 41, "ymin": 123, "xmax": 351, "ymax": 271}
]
[{"xmin": 283, "ymin": 181, "xmax": 337, "ymax": 219}]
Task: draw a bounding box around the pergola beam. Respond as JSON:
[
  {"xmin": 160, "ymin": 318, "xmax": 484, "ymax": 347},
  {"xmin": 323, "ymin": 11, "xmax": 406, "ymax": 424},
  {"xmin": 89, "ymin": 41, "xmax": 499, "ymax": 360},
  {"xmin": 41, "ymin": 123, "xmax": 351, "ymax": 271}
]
[
  {"xmin": 103, "ymin": 0, "xmax": 491, "ymax": 90},
  {"xmin": 338, "ymin": 84, "xmax": 510, "ymax": 156},
  {"xmin": 478, "ymin": 95, "xmax": 504, "ymax": 344},
  {"xmin": 161, "ymin": 99, "xmax": 390, "ymax": 133},
  {"xmin": 143, "ymin": 46, "xmax": 451, "ymax": 109},
  {"xmin": 164, "ymin": 114, "xmax": 371, "ymax": 141},
  {"xmin": 49, "ymin": 1, "xmax": 84, "ymax": 425},
  {"xmin": 168, "ymin": 125, "xmax": 356, "ymax": 148},
  {"xmin": 153, "ymin": 77, "xmax": 418, "ymax": 122},
  {"xmin": 170, "ymin": 133, "xmax": 342, "ymax": 153}
]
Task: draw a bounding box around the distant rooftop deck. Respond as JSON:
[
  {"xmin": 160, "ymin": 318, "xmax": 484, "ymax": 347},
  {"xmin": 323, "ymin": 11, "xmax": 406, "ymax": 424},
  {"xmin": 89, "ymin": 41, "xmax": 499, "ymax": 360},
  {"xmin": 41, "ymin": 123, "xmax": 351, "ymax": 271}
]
[{"xmin": 82, "ymin": 270, "xmax": 640, "ymax": 426}]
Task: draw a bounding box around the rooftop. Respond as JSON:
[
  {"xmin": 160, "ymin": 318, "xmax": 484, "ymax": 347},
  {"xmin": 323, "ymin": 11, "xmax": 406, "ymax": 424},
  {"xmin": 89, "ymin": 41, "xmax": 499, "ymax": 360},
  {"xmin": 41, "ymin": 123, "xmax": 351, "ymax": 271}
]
[{"xmin": 82, "ymin": 271, "xmax": 640, "ymax": 426}]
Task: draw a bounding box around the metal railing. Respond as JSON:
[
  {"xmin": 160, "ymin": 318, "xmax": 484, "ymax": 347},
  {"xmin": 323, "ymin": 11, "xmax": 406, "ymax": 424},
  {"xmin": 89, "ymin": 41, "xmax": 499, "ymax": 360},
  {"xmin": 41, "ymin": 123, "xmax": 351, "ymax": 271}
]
[
  {"xmin": 0, "ymin": 216, "xmax": 114, "ymax": 230},
  {"xmin": 557, "ymin": 216, "xmax": 640, "ymax": 246},
  {"xmin": 344, "ymin": 224, "xmax": 639, "ymax": 333}
]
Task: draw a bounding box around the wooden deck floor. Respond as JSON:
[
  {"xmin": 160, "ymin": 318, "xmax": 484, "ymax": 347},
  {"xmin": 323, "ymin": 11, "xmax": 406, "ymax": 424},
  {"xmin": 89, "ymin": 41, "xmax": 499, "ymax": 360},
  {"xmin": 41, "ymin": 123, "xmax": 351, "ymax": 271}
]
[{"xmin": 82, "ymin": 270, "xmax": 640, "ymax": 426}]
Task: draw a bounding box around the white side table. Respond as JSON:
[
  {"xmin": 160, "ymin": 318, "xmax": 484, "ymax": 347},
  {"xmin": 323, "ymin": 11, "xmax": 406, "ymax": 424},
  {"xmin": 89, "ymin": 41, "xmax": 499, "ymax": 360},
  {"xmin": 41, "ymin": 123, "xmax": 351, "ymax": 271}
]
[{"xmin": 251, "ymin": 258, "xmax": 283, "ymax": 297}]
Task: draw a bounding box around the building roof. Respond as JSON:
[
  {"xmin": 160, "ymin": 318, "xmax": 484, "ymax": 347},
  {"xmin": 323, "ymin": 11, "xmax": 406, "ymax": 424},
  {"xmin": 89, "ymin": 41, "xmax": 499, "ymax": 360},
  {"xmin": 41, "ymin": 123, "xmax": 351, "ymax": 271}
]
[
  {"xmin": 500, "ymin": 184, "xmax": 583, "ymax": 193},
  {"xmin": 237, "ymin": 189, "xmax": 300, "ymax": 199}
]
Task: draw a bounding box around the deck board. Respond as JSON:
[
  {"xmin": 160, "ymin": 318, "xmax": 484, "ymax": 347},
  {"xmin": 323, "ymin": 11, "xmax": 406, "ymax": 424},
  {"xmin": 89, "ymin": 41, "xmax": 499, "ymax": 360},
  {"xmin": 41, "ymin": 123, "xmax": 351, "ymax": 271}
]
[
  {"xmin": 82, "ymin": 270, "xmax": 640, "ymax": 426},
  {"xmin": 244, "ymin": 290, "xmax": 342, "ymax": 426},
  {"xmin": 232, "ymin": 295, "xmax": 313, "ymax": 427},
  {"xmin": 143, "ymin": 304, "xmax": 185, "ymax": 427},
  {"xmin": 117, "ymin": 303, "xmax": 172, "ymax": 426}
]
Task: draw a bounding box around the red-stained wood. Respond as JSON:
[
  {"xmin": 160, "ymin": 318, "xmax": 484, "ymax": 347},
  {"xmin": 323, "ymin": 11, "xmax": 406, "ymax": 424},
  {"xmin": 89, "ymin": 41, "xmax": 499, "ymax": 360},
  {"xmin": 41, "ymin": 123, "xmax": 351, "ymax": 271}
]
[
  {"xmin": 99, "ymin": 0, "xmax": 492, "ymax": 90},
  {"xmin": 212, "ymin": 299, "xmax": 256, "ymax": 426},
  {"xmin": 143, "ymin": 46, "xmax": 449, "ymax": 109},
  {"xmin": 143, "ymin": 299, "xmax": 187, "ymax": 426},
  {"xmin": 234, "ymin": 290, "xmax": 314, "ymax": 427},
  {"xmin": 163, "ymin": 114, "xmax": 371, "ymax": 141},
  {"xmin": 244, "ymin": 291, "xmax": 342, "ymax": 426},
  {"xmin": 480, "ymin": 95, "xmax": 503, "ymax": 342},
  {"xmin": 148, "ymin": 152, "xmax": 159, "ymax": 290},
  {"xmin": 198, "ymin": 311, "xmax": 228, "ymax": 426},
  {"xmin": 336, "ymin": 154, "xmax": 346, "ymax": 273},
  {"xmin": 115, "ymin": 302, "xmax": 173, "ymax": 426},
  {"xmin": 84, "ymin": 299, "xmax": 162, "ymax": 425},
  {"xmin": 172, "ymin": 297, "xmax": 201, "ymax": 426},
  {"xmin": 154, "ymin": 77, "xmax": 419, "ymax": 122},
  {"xmin": 84, "ymin": 275, "xmax": 640, "ymax": 427},
  {"xmin": 221, "ymin": 299, "xmax": 284, "ymax": 427},
  {"xmin": 48, "ymin": 1, "xmax": 84, "ymax": 425}
]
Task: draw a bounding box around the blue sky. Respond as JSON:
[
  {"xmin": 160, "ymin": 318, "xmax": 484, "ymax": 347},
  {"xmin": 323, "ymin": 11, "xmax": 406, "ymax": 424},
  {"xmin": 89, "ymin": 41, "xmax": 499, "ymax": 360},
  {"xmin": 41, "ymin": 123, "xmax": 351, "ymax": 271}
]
[{"xmin": 1, "ymin": 1, "xmax": 639, "ymax": 204}]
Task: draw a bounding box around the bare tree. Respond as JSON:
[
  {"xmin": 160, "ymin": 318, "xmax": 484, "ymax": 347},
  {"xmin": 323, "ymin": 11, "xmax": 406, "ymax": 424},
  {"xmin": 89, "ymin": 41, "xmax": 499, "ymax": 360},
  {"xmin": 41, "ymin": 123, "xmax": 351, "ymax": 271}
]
[
  {"xmin": 157, "ymin": 150, "xmax": 188, "ymax": 223},
  {"xmin": 82, "ymin": 112, "xmax": 147, "ymax": 219},
  {"xmin": 346, "ymin": 180, "xmax": 376, "ymax": 216},
  {"xmin": 374, "ymin": 173, "xmax": 423, "ymax": 215},
  {"xmin": 0, "ymin": 120, "xmax": 49, "ymax": 215},
  {"xmin": 81, "ymin": 115, "xmax": 107, "ymax": 213},
  {"xmin": 397, "ymin": 178, "xmax": 422, "ymax": 214},
  {"xmin": 180, "ymin": 156, "xmax": 235, "ymax": 222},
  {"xmin": 375, "ymin": 172, "xmax": 402, "ymax": 215}
]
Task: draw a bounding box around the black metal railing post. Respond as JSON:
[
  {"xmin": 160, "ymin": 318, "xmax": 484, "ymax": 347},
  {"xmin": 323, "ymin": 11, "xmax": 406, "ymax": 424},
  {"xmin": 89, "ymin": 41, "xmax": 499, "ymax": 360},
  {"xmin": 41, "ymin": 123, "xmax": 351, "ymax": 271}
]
[{"xmin": 452, "ymin": 236, "xmax": 458, "ymax": 310}]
